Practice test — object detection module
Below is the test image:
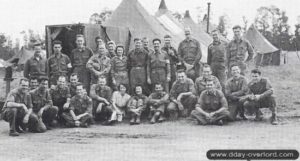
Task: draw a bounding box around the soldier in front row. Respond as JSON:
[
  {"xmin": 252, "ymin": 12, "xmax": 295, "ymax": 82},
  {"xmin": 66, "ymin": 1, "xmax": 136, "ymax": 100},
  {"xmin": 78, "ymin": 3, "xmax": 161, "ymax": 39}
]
[
  {"xmin": 29, "ymin": 76, "xmax": 39, "ymax": 91},
  {"xmin": 62, "ymin": 83, "xmax": 93, "ymax": 128},
  {"xmin": 2, "ymin": 78, "xmax": 32, "ymax": 136},
  {"xmin": 29, "ymin": 77, "xmax": 58, "ymax": 132},
  {"xmin": 242, "ymin": 69, "xmax": 278, "ymax": 125},
  {"xmin": 191, "ymin": 79, "xmax": 230, "ymax": 126}
]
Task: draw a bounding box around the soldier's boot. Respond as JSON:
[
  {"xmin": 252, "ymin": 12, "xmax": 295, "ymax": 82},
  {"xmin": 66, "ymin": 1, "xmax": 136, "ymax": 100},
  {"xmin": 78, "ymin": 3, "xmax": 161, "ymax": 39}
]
[
  {"xmin": 150, "ymin": 113, "xmax": 159, "ymax": 124},
  {"xmin": 239, "ymin": 113, "xmax": 248, "ymax": 120},
  {"xmin": 169, "ymin": 111, "xmax": 178, "ymax": 121},
  {"xmin": 254, "ymin": 109, "xmax": 263, "ymax": 121},
  {"xmin": 148, "ymin": 111, "xmax": 153, "ymax": 120},
  {"xmin": 130, "ymin": 114, "xmax": 135, "ymax": 125},
  {"xmin": 270, "ymin": 113, "xmax": 278, "ymax": 125},
  {"xmin": 158, "ymin": 115, "xmax": 166, "ymax": 123},
  {"xmin": 135, "ymin": 115, "xmax": 141, "ymax": 125}
]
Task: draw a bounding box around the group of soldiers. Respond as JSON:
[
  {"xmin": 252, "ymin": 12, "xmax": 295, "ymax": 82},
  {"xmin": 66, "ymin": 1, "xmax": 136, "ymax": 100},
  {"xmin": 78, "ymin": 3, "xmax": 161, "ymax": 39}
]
[{"xmin": 1, "ymin": 25, "xmax": 278, "ymax": 137}]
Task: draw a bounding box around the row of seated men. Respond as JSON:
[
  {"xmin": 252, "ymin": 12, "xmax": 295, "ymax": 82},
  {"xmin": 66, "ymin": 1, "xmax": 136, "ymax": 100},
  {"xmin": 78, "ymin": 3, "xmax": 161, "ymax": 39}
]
[{"xmin": 1, "ymin": 63, "xmax": 278, "ymax": 137}]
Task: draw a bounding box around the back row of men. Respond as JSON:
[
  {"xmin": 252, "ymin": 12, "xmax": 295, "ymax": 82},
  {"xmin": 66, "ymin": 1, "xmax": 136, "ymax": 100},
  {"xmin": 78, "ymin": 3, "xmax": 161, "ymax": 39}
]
[{"xmin": 1, "ymin": 25, "xmax": 278, "ymax": 137}]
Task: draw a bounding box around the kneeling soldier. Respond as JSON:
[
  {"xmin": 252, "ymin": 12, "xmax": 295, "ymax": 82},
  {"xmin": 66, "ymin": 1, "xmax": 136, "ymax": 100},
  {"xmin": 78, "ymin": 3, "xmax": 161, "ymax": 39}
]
[
  {"xmin": 2, "ymin": 78, "xmax": 32, "ymax": 136},
  {"xmin": 127, "ymin": 85, "xmax": 148, "ymax": 125},
  {"xmin": 62, "ymin": 83, "xmax": 93, "ymax": 127},
  {"xmin": 148, "ymin": 83, "xmax": 169, "ymax": 124},
  {"xmin": 191, "ymin": 79, "xmax": 230, "ymax": 125},
  {"xmin": 90, "ymin": 76, "xmax": 113, "ymax": 124},
  {"xmin": 242, "ymin": 69, "xmax": 278, "ymax": 125},
  {"xmin": 29, "ymin": 77, "xmax": 58, "ymax": 132}
]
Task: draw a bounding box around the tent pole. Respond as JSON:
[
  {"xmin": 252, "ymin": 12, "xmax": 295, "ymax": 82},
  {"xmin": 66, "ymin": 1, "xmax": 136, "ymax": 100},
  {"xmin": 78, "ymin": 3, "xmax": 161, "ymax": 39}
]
[{"xmin": 207, "ymin": 2, "xmax": 211, "ymax": 34}]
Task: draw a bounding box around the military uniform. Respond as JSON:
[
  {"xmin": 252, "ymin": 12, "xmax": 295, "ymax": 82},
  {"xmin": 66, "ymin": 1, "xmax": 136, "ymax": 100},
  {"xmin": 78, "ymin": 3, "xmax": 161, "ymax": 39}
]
[
  {"xmin": 127, "ymin": 48, "xmax": 149, "ymax": 95},
  {"xmin": 207, "ymin": 40, "xmax": 227, "ymax": 90},
  {"xmin": 194, "ymin": 75, "xmax": 222, "ymax": 97},
  {"xmin": 225, "ymin": 76, "xmax": 248, "ymax": 120},
  {"xmin": 167, "ymin": 78, "xmax": 197, "ymax": 118},
  {"xmin": 61, "ymin": 94, "xmax": 93, "ymax": 127},
  {"xmin": 2, "ymin": 88, "xmax": 32, "ymax": 134},
  {"xmin": 29, "ymin": 88, "xmax": 58, "ymax": 132},
  {"xmin": 90, "ymin": 84, "xmax": 113, "ymax": 120},
  {"xmin": 161, "ymin": 46, "xmax": 178, "ymax": 88},
  {"xmin": 178, "ymin": 38, "xmax": 202, "ymax": 65},
  {"xmin": 24, "ymin": 53, "xmax": 47, "ymax": 79},
  {"xmin": 50, "ymin": 85, "xmax": 71, "ymax": 116},
  {"xmin": 191, "ymin": 89, "xmax": 230, "ymax": 125},
  {"xmin": 127, "ymin": 94, "xmax": 148, "ymax": 124},
  {"xmin": 243, "ymin": 78, "xmax": 277, "ymax": 122},
  {"xmin": 86, "ymin": 54, "xmax": 111, "ymax": 84},
  {"xmin": 110, "ymin": 56, "xmax": 129, "ymax": 89},
  {"xmin": 70, "ymin": 47, "xmax": 94, "ymax": 93},
  {"xmin": 148, "ymin": 91, "xmax": 169, "ymax": 116},
  {"xmin": 47, "ymin": 53, "xmax": 71, "ymax": 85},
  {"xmin": 147, "ymin": 50, "xmax": 171, "ymax": 92},
  {"xmin": 68, "ymin": 82, "xmax": 80, "ymax": 97},
  {"xmin": 226, "ymin": 38, "xmax": 254, "ymax": 76}
]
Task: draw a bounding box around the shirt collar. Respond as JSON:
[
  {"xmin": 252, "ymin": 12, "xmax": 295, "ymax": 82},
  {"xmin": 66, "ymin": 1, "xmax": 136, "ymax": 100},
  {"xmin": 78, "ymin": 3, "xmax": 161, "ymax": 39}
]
[
  {"xmin": 77, "ymin": 46, "xmax": 86, "ymax": 52},
  {"xmin": 206, "ymin": 89, "xmax": 217, "ymax": 96},
  {"xmin": 213, "ymin": 40, "xmax": 221, "ymax": 45}
]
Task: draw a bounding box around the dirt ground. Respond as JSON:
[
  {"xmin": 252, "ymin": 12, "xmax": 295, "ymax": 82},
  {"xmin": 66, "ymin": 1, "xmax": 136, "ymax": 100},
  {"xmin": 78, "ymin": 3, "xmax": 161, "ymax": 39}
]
[{"xmin": 0, "ymin": 52, "xmax": 300, "ymax": 161}]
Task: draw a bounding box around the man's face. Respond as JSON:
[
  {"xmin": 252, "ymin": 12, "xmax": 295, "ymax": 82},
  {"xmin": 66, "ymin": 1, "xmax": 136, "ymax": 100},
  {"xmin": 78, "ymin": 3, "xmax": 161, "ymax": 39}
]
[
  {"xmin": 76, "ymin": 85, "xmax": 84, "ymax": 97},
  {"xmin": 142, "ymin": 39, "xmax": 149, "ymax": 48},
  {"xmin": 155, "ymin": 84, "xmax": 163, "ymax": 93},
  {"xmin": 135, "ymin": 86, "xmax": 143, "ymax": 95},
  {"xmin": 119, "ymin": 84, "xmax": 126, "ymax": 94},
  {"xmin": 135, "ymin": 40, "xmax": 142, "ymax": 50},
  {"xmin": 70, "ymin": 76, "xmax": 78, "ymax": 85},
  {"xmin": 30, "ymin": 79, "xmax": 38, "ymax": 89},
  {"xmin": 34, "ymin": 46, "xmax": 42, "ymax": 52},
  {"xmin": 57, "ymin": 77, "xmax": 66, "ymax": 87},
  {"xmin": 177, "ymin": 72, "xmax": 186, "ymax": 83},
  {"xmin": 76, "ymin": 37, "xmax": 84, "ymax": 48},
  {"xmin": 206, "ymin": 81, "xmax": 215, "ymax": 92},
  {"xmin": 96, "ymin": 39, "xmax": 103, "ymax": 46},
  {"xmin": 20, "ymin": 80, "xmax": 29, "ymax": 93},
  {"xmin": 184, "ymin": 28, "xmax": 192, "ymax": 39},
  {"xmin": 98, "ymin": 78, "xmax": 106, "ymax": 87},
  {"xmin": 116, "ymin": 47, "xmax": 123, "ymax": 57},
  {"xmin": 164, "ymin": 37, "xmax": 171, "ymax": 46},
  {"xmin": 251, "ymin": 73, "xmax": 261, "ymax": 82},
  {"xmin": 153, "ymin": 40, "xmax": 160, "ymax": 51},
  {"xmin": 53, "ymin": 44, "xmax": 62, "ymax": 53},
  {"xmin": 233, "ymin": 28, "xmax": 242, "ymax": 39},
  {"xmin": 40, "ymin": 80, "xmax": 49, "ymax": 90},
  {"xmin": 231, "ymin": 66, "xmax": 241, "ymax": 77},
  {"xmin": 202, "ymin": 67, "xmax": 212, "ymax": 78},
  {"xmin": 98, "ymin": 46, "xmax": 106, "ymax": 55},
  {"xmin": 108, "ymin": 44, "xmax": 114, "ymax": 52},
  {"xmin": 212, "ymin": 31, "xmax": 219, "ymax": 42}
]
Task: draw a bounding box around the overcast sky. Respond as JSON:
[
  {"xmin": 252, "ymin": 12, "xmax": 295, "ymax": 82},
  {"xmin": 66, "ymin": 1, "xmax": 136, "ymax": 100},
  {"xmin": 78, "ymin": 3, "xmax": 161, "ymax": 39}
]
[{"xmin": 0, "ymin": 0, "xmax": 299, "ymax": 40}]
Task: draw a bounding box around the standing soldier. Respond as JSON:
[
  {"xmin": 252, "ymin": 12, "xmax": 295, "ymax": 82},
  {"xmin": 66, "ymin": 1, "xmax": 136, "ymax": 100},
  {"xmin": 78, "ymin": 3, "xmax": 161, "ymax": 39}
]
[
  {"xmin": 93, "ymin": 36, "xmax": 105, "ymax": 54},
  {"xmin": 225, "ymin": 65, "xmax": 248, "ymax": 120},
  {"xmin": 127, "ymin": 38, "xmax": 149, "ymax": 95},
  {"xmin": 2, "ymin": 78, "xmax": 32, "ymax": 136},
  {"xmin": 167, "ymin": 70, "xmax": 197, "ymax": 120},
  {"xmin": 227, "ymin": 25, "xmax": 254, "ymax": 77},
  {"xmin": 107, "ymin": 41, "xmax": 116, "ymax": 58},
  {"xmin": 147, "ymin": 38, "xmax": 171, "ymax": 92},
  {"xmin": 47, "ymin": 40, "xmax": 72, "ymax": 85},
  {"xmin": 194, "ymin": 64, "xmax": 222, "ymax": 97},
  {"xmin": 86, "ymin": 44, "xmax": 111, "ymax": 85},
  {"xmin": 110, "ymin": 45, "xmax": 129, "ymax": 90},
  {"xmin": 142, "ymin": 37, "xmax": 154, "ymax": 54},
  {"xmin": 70, "ymin": 34, "xmax": 94, "ymax": 93},
  {"xmin": 148, "ymin": 83, "xmax": 169, "ymax": 124},
  {"xmin": 69, "ymin": 73, "xmax": 81, "ymax": 97},
  {"xmin": 29, "ymin": 76, "xmax": 39, "ymax": 91},
  {"xmin": 29, "ymin": 77, "xmax": 58, "ymax": 132},
  {"xmin": 161, "ymin": 35, "xmax": 178, "ymax": 88},
  {"xmin": 50, "ymin": 76, "xmax": 71, "ymax": 120},
  {"xmin": 62, "ymin": 83, "xmax": 93, "ymax": 128},
  {"xmin": 242, "ymin": 69, "xmax": 278, "ymax": 125},
  {"xmin": 24, "ymin": 42, "xmax": 47, "ymax": 79},
  {"xmin": 207, "ymin": 30, "xmax": 227, "ymax": 90},
  {"xmin": 178, "ymin": 27, "xmax": 202, "ymax": 69}
]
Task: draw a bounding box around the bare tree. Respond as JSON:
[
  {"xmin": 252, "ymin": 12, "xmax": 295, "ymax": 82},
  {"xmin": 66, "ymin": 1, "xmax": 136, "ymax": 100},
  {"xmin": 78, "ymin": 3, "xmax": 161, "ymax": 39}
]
[{"xmin": 89, "ymin": 8, "xmax": 113, "ymax": 24}]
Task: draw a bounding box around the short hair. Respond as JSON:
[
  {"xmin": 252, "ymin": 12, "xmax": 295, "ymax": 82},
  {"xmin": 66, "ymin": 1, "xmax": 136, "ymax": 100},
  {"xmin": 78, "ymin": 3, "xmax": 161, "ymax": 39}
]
[
  {"xmin": 251, "ymin": 69, "xmax": 262, "ymax": 75},
  {"xmin": 70, "ymin": 73, "xmax": 78, "ymax": 78},
  {"xmin": 135, "ymin": 85, "xmax": 143, "ymax": 91},
  {"xmin": 95, "ymin": 36, "xmax": 102, "ymax": 42},
  {"xmin": 202, "ymin": 64, "xmax": 212, "ymax": 71},
  {"xmin": 211, "ymin": 29, "xmax": 218, "ymax": 33},
  {"xmin": 30, "ymin": 76, "xmax": 38, "ymax": 81},
  {"xmin": 232, "ymin": 25, "xmax": 242, "ymax": 30},
  {"xmin": 38, "ymin": 76, "xmax": 49, "ymax": 83},
  {"xmin": 176, "ymin": 69, "xmax": 186, "ymax": 74},
  {"xmin": 76, "ymin": 34, "xmax": 84, "ymax": 40},
  {"xmin": 76, "ymin": 83, "xmax": 84, "ymax": 88},
  {"xmin": 154, "ymin": 83, "xmax": 163, "ymax": 89},
  {"xmin": 107, "ymin": 40, "xmax": 115, "ymax": 46},
  {"xmin": 53, "ymin": 40, "xmax": 62, "ymax": 46},
  {"xmin": 164, "ymin": 35, "xmax": 172, "ymax": 39},
  {"xmin": 230, "ymin": 64, "xmax": 240, "ymax": 70},
  {"xmin": 134, "ymin": 38, "xmax": 141, "ymax": 42},
  {"xmin": 57, "ymin": 75, "xmax": 66, "ymax": 81},
  {"xmin": 20, "ymin": 78, "xmax": 29, "ymax": 84},
  {"xmin": 118, "ymin": 83, "xmax": 128, "ymax": 91},
  {"xmin": 115, "ymin": 45, "xmax": 124, "ymax": 52},
  {"xmin": 152, "ymin": 38, "xmax": 161, "ymax": 44}
]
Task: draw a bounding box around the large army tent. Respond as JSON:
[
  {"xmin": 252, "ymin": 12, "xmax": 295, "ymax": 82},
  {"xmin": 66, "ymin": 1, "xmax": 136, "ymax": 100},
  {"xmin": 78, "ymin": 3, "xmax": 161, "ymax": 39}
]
[
  {"xmin": 8, "ymin": 47, "xmax": 35, "ymax": 66},
  {"xmin": 105, "ymin": 0, "xmax": 184, "ymax": 50},
  {"xmin": 245, "ymin": 25, "xmax": 280, "ymax": 66}
]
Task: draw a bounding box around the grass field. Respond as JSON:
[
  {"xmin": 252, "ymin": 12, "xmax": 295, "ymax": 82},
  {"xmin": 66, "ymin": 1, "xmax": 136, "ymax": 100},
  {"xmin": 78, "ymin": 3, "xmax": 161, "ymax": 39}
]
[{"xmin": 0, "ymin": 52, "xmax": 299, "ymax": 161}]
